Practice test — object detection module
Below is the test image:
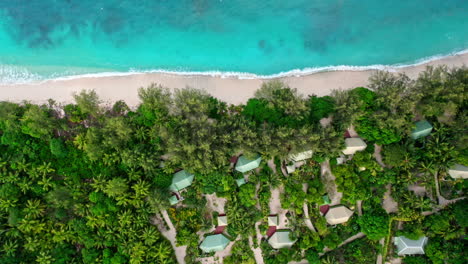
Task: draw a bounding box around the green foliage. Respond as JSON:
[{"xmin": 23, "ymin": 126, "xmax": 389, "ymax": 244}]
[
  {"xmin": 0, "ymin": 67, "xmax": 466, "ymax": 263},
  {"xmin": 402, "ymin": 256, "xmax": 430, "ymax": 264},
  {"xmin": 238, "ymin": 183, "xmax": 257, "ymax": 207},
  {"xmin": 415, "ymin": 66, "xmax": 467, "ymax": 119},
  {"xmin": 73, "ymin": 90, "xmax": 101, "ymax": 117},
  {"xmin": 224, "ymin": 238, "xmax": 255, "ymax": 264},
  {"xmin": 49, "ymin": 138, "xmax": 67, "ymax": 157},
  {"xmin": 357, "ymin": 206, "xmax": 389, "ymax": 240},
  {"xmin": 20, "ymin": 105, "xmax": 55, "ymax": 139},
  {"xmin": 382, "ymin": 143, "xmax": 407, "ymax": 167},
  {"xmin": 308, "ymin": 95, "xmax": 335, "ymax": 124}
]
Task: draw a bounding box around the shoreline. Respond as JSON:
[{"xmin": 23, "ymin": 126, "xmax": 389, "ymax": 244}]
[{"xmin": 0, "ymin": 52, "xmax": 467, "ymax": 106}]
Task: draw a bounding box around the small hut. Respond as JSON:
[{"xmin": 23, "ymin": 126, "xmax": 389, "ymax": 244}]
[
  {"xmin": 288, "ymin": 150, "xmax": 313, "ymax": 162},
  {"xmin": 268, "ymin": 230, "xmax": 296, "ymax": 249},
  {"xmin": 325, "ymin": 205, "xmax": 354, "ymax": 225},
  {"xmin": 448, "ymin": 164, "xmax": 468, "ymax": 179},
  {"xmin": 342, "ymin": 138, "xmax": 367, "ymax": 155},
  {"xmin": 235, "ymin": 178, "xmax": 247, "ymax": 187},
  {"xmin": 169, "ymin": 170, "xmax": 194, "ymax": 192},
  {"xmin": 199, "ymin": 234, "xmax": 230, "ymax": 253},
  {"xmin": 168, "ymin": 195, "xmax": 179, "ymax": 205},
  {"xmin": 235, "ymin": 155, "xmax": 262, "ymax": 173},
  {"xmin": 217, "ymin": 215, "xmax": 228, "ymax": 227},
  {"xmin": 394, "ymin": 236, "xmax": 428, "ymax": 255},
  {"xmin": 411, "ymin": 120, "xmax": 433, "ymax": 140}
]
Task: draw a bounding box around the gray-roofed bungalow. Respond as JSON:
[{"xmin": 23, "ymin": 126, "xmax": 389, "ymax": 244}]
[
  {"xmin": 411, "ymin": 120, "xmax": 433, "ymax": 140},
  {"xmin": 169, "ymin": 170, "xmax": 194, "ymax": 192},
  {"xmin": 394, "ymin": 236, "xmax": 428, "ymax": 255},
  {"xmin": 268, "ymin": 230, "xmax": 296, "ymax": 249},
  {"xmin": 235, "ymin": 154, "xmax": 262, "ymax": 173}
]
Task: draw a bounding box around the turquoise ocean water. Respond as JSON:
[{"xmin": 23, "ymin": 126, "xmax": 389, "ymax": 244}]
[{"xmin": 0, "ymin": 0, "xmax": 467, "ymax": 83}]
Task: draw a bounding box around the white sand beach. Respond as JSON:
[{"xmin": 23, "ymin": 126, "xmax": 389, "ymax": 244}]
[{"xmin": 0, "ymin": 53, "xmax": 467, "ymax": 106}]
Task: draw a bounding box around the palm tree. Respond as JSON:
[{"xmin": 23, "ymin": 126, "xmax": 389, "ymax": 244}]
[
  {"xmin": 153, "ymin": 243, "xmax": 173, "ymax": 263},
  {"xmin": 321, "ymin": 256, "xmax": 336, "ymax": 264},
  {"xmin": 24, "ymin": 199, "xmax": 45, "ymax": 219}
]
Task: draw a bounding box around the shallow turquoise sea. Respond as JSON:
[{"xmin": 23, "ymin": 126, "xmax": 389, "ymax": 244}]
[{"xmin": 0, "ymin": 0, "xmax": 467, "ymax": 83}]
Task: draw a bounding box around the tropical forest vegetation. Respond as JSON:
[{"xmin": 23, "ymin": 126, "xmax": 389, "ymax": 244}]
[{"xmin": 0, "ymin": 66, "xmax": 466, "ymax": 264}]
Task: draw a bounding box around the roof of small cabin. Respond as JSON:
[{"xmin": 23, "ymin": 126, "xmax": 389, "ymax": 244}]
[
  {"xmin": 394, "ymin": 236, "xmax": 428, "ymax": 255},
  {"xmin": 286, "ymin": 164, "xmax": 296, "ymax": 174},
  {"xmin": 169, "ymin": 170, "xmax": 194, "ymax": 192},
  {"xmin": 288, "ymin": 150, "xmax": 313, "ymax": 162},
  {"xmin": 268, "ymin": 230, "xmax": 296, "ymax": 249},
  {"xmin": 168, "ymin": 195, "xmax": 179, "ymax": 205},
  {"xmin": 235, "ymin": 155, "xmax": 262, "ymax": 173},
  {"xmin": 199, "ymin": 234, "xmax": 230, "ymax": 253},
  {"xmin": 325, "ymin": 206, "xmax": 354, "ymax": 225},
  {"xmin": 268, "ymin": 215, "xmax": 279, "ymax": 226},
  {"xmin": 321, "ymin": 195, "xmax": 331, "ymax": 205},
  {"xmin": 236, "ymin": 178, "xmax": 247, "ymax": 187},
  {"xmin": 218, "ymin": 215, "xmax": 228, "ymax": 226},
  {"xmin": 342, "ymin": 137, "xmax": 367, "ymax": 155},
  {"xmin": 411, "ymin": 120, "xmax": 433, "ymax": 139},
  {"xmin": 448, "ymin": 164, "xmax": 468, "ymax": 179}
]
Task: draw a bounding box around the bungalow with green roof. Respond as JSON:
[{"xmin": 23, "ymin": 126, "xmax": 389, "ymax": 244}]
[
  {"xmin": 168, "ymin": 195, "xmax": 180, "ymax": 205},
  {"xmin": 268, "ymin": 230, "xmax": 296, "ymax": 249},
  {"xmin": 411, "ymin": 120, "xmax": 433, "ymax": 140},
  {"xmin": 169, "ymin": 170, "xmax": 194, "ymax": 192},
  {"xmin": 321, "ymin": 195, "xmax": 331, "ymax": 206},
  {"xmin": 235, "ymin": 177, "xmax": 247, "ymax": 187},
  {"xmin": 199, "ymin": 234, "xmax": 230, "ymax": 253},
  {"xmin": 448, "ymin": 164, "xmax": 468, "ymax": 179},
  {"xmin": 288, "ymin": 150, "xmax": 313, "ymax": 162},
  {"xmin": 394, "ymin": 236, "xmax": 428, "ymax": 255},
  {"xmin": 235, "ymin": 154, "xmax": 262, "ymax": 173}
]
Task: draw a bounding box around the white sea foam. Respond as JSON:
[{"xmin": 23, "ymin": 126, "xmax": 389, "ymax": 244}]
[{"xmin": 1, "ymin": 49, "xmax": 467, "ymax": 85}]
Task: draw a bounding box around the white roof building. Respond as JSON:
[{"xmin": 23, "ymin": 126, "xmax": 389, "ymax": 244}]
[
  {"xmin": 448, "ymin": 164, "xmax": 468, "ymax": 179},
  {"xmin": 325, "ymin": 206, "xmax": 354, "ymax": 225},
  {"xmin": 394, "ymin": 236, "xmax": 428, "ymax": 255},
  {"xmin": 288, "ymin": 150, "xmax": 313, "ymax": 162},
  {"xmin": 268, "ymin": 215, "xmax": 279, "ymax": 226},
  {"xmin": 342, "ymin": 138, "xmax": 367, "ymax": 155},
  {"xmin": 217, "ymin": 215, "xmax": 228, "ymax": 226}
]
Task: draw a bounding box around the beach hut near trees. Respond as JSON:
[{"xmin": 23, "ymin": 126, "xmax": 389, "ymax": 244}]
[
  {"xmin": 217, "ymin": 215, "xmax": 228, "ymax": 226},
  {"xmin": 169, "ymin": 170, "xmax": 194, "ymax": 192},
  {"xmin": 411, "ymin": 120, "xmax": 433, "ymax": 140},
  {"xmin": 168, "ymin": 195, "xmax": 179, "ymax": 205},
  {"xmin": 268, "ymin": 230, "xmax": 296, "ymax": 249},
  {"xmin": 325, "ymin": 205, "xmax": 354, "ymax": 225},
  {"xmin": 342, "ymin": 137, "xmax": 367, "ymax": 155},
  {"xmin": 288, "ymin": 150, "xmax": 313, "ymax": 162},
  {"xmin": 268, "ymin": 215, "xmax": 279, "ymax": 226},
  {"xmin": 236, "ymin": 178, "xmax": 247, "ymax": 187},
  {"xmin": 448, "ymin": 164, "xmax": 468, "ymax": 179},
  {"xmin": 394, "ymin": 236, "xmax": 428, "ymax": 255},
  {"xmin": 235, "ymin": 154, "xmax": 262, "ymax": 173},
  {"xmin": 199, "ymin": 234, "xmax": 230, "ymax": 253}
]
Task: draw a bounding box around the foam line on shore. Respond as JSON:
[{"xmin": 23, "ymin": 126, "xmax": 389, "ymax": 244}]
[{"xmin": 1, "ymin": 49, "xmax": 467, "ymax": 85}]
